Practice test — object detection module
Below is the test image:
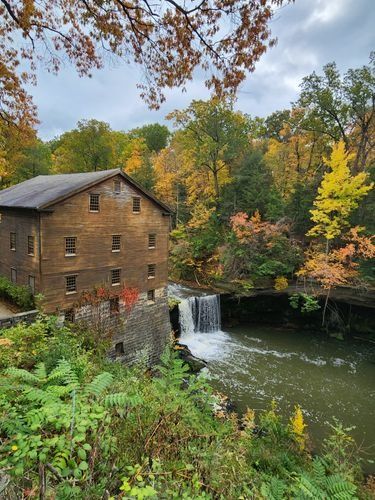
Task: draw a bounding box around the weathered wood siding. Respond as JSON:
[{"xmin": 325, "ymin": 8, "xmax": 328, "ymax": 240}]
[
  {"xmin": 0, "ymin": 208, "xmax": 40, "ymax": 289},
  {"xmin": 40, "ymin": 174, "xmax": 170, "ymax": 312}
]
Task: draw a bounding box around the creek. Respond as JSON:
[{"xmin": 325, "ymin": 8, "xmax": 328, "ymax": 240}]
[{"xmin": 169, "ymin": 283, "xmax": 375, "ymax": 471}]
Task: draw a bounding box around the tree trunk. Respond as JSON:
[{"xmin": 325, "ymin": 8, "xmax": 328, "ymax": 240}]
[{"xmin": 213, "ymin": 169, "xmax": 220, "ymax": 200}]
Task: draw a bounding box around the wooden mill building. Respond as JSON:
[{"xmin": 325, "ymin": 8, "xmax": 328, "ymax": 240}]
[{"xmin": 0, "ymin": 169, "xmax": 172, "ymax": 364}]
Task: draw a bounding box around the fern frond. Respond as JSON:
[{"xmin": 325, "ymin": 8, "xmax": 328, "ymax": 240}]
[
  {"xmin": 23, "ymin": 387, "xmax": 57, "ymax": 405},
  {"xmin": 84, "ymin": 372, "xmax": 113, "ymax": 397},
  {"xmin": 48, "ymin": 359, "xmax": 79, "ymax": 387},
  {"xmin": 33, "ymin": 362, "xmax": 47, "ymax": 381},
  {"xmin": 260, "ymin": 477, "xmax": 287, "ymax": 500},
  {"xmin": 5, "ymin": 367, "xmax": 39, "ymax": 384},
  {"xmin": 312, "ymin": 457, "xmax": 327, "ymax": 486},
  {"xmin": 295, "ymin": 474, "xmax": 324, "ymax": 499},
  {"xmin": 324, "ymin": 474, "xmax": 357, "ymax": 499},
  {"xmin": 104, "ymin": 392, "xmax": 142, "ymax": 408},
  {"xmin": 46, "ymin": 384, "xmax": 76, "ymax": 398}
]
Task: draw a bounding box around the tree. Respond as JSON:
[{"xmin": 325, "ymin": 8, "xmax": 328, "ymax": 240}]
[
  {"xmin": 298, "ymin": 55, "xmax": 375, "ymax": 171},
  {"xmin": 168, "ymin": 98, "xmax": 249, "ymax": 201},
  {"xmin": 153, "ymin": 147, "xmax": 180, "ymax": 211},
  {"xmin": 122, "ymin": 137, "xmax": 155, "ymax": 190},
  {"xmin": 13, "ymin": 139, "xmax": 51, "ymax": 181},
  {"xmin": 0, "ymin": 0, "xmax": 287, "ymax": 128},
  {"xmin": 308, "ymin": 141, "xmax": 373, "ymax": 241},
  {"xmin": 299, "ymin": 142, "xmax": 374, "ymax": 325},
  {"xmin": 0, "ymin": 121, "xmax": 39, "ymax": 186},
  {"xmin": 129, "ymin": 124, "xmax": 170, "ymax": 153},
  {"xmin": 220, "ymin": 148, "xmax": 284, "ymax": 221},
  {"xmin": 52, "ymin": 120, "xmax": 118, "ymax": 173},
  {"xmin": 264, "ymin": 109, "xmax": 328, "ymax": 201},
  {"xmin": 226, "ymin": 210, "xmax": 301, "ymax": 280}
]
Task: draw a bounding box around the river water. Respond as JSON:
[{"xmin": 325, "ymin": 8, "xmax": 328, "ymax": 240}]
[{"xmin": 171, "ymin": 286, "xmax": 375, "ymax": 469}]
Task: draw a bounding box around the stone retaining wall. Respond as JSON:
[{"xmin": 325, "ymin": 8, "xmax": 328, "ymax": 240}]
[
  {"xmin": 0, "ymin": 309, "xmax": 38, "ymax": 329},
  {"xmin": 68, "ymin": 286, "xmax": 171, "ymax": 366}
]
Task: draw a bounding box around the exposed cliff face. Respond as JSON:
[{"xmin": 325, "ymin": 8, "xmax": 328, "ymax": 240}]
[
  {"xmin": 169, "ymin": 280, "xmax": 375, "ymax": 337},
  {"xmin": 213, "ymin": 280, "xmax": 375, "ymax": 310},
  {"xmin": 220, "ymin": 292, "xmax": 375, "ymax": 337}
]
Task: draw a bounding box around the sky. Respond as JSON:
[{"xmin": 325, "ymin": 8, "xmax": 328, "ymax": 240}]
[{"xmin": 29, "ymin": 0, "xmax": 375, "ymax": 140}]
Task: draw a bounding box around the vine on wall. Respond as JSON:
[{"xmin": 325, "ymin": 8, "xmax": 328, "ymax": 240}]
[
  {"xmin": 119, "ymin": 287, "xmax": 140, "ymax": 313},
  {"xmin": 75, "ymin": 285, "xmax": 140, "ymax": 313}
]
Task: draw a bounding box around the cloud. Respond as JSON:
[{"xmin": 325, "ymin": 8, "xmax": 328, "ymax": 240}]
[{"xmin": 28, "ymin": 0, "xmax": 375, "ymax": 140}]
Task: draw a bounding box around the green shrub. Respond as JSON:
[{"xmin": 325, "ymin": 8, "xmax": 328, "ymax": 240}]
[{"xmin": 0, "ymin": 276, "xmax": 34, "ymax": 310}]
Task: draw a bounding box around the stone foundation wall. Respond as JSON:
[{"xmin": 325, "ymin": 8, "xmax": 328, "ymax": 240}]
[
  {"xmin": 67, "ymin": 286, "xmax": 171, "ymax": 366},
  {"xmin": 0, "ymin": 309, "xmax": 38, "ymax": 329}
]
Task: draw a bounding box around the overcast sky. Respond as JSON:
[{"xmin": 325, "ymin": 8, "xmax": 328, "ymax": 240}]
[{"xmin": 29, "ymin": 0, "xmax": 375, "ymax": 140}]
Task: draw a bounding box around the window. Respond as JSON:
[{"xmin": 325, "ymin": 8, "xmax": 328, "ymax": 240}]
[
  {"xmin": 64, "ymin": 309, "xmax": 75, "ymax": 323},
  {"xmin": 148, "ymin": 264, "xmax": 156, "ymax": 279},
  {"xmin": 112, "ymin": 235, "xmax": 121, "ymax": 252},
  {"xmin": 65, "ymin": 275, "xmax": 77, "ymax": 294},
  {"xmin": 111, "ymin": 268, "xmax": 121, "ymax": 286},
  {"xmin": 148, "ymin": 233, "xmax": 156, "ymax": 249},
  {"xmin": 132, "ymin": 196, "xmax": 141, "ymax": 213},
  {"xmin": 28, "ymin": 275, "xmax": 35, "ymax": 294},
  {"xmin": 10, "ymin": 268, "xmax": 17, "ymax": 283},
  {"xmin": 10, "ymin": 232, "xmax": 16, "ymax": 251},
  {"xmin": 114, "ymin": 179, "xmax": 121, "ymax": 193},
  {"xmin": 27, "ymin": 236, "xmax": 35, "ymax": 256},
  {"xmin": 115, "ymin": 342, "xmax": 125, "ymax": 356},
  {"xmin": 65, "ymin": 237, "xmax": 77, "ymax": 256},
  {"xmin": 147, "ymin": 289, "xmax": 155, "ymax": 302},
  {"xmin": 89, "ymin": 193, "xmax": 100, "ymax": 212},
  {"xmin": 110, "ymin": 297, "xmax": 120, "ymax": 314}
]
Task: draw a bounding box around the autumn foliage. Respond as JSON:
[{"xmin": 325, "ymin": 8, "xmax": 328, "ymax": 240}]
[
  {"xmin": 119, "ymin": 287, "xmax": 140, "ymax": 314},
  {"xmin": 0, "ymin": 0, "xmax": 287, "ymax": 128}
]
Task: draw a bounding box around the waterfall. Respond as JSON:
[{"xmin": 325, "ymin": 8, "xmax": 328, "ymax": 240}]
[
  {"xmin": 178, "ymin": 297, "xmax": 196, "ymax": 337},
  {"xmin": 178, "ymin": 295, "xmax": 221, "ymax": 337}
]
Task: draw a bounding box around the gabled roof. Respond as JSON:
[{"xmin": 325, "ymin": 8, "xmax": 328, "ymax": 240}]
[{"xmin": 0, "ymin": 168, "xmax": 172, "ymax": 213}]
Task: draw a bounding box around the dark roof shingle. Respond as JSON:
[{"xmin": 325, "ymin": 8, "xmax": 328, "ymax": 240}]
[{"xmin": 0, "ymin": 169, "xmax": 171, "ymax": 213}]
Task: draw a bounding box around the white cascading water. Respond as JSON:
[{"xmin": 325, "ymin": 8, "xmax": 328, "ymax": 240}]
[
  {"xmin": 178, "ymin": 297, "xmax": 196, "ymax": 337},
  {"xmin": 177, "ymin": 294, "xmax": 229, "ymax": 360},
  {"xmin": 179, "ymin": 295, "xmax": 221, "ymax": 336}
]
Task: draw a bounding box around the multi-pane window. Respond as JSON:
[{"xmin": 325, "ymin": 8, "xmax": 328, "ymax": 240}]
[
  {"xmin": 114, "ymin": 180, "xmax": 121, "ymax": 194},
  {"xmin": 10, "ymin": 268, "xmax": 17, "ymax": 283},
  {"xmin": 147, "ymin": 289, "xmax": 155, "ymax": 302},
  {"xmin": 89, "ymin": 193, "xmax": 100, "ymax": 212},
  {"xmin": 111, "ymin": 268, "xmax": 121, "ymax": 286},
  {"xmin": 10, "ymin": 232, "xmax": 16, "ymax": 251},
  {"xmin": 65, "ymin": 237, "xmax": 77, "ymax": 256},
  {"xmin": 132, "ymin": 196, "xmax": 141, "ymax": 213},
  {"xmin": 28, "ymin": 275, "xmax": 35, "ymax": 294},
  {"xmin": 112, "ymin": 235, "xmax": 121, "ymax": 252},
  {"xmin": 27, "ymin": 236, "xmax": 35, "ymax": 256},
  {"xmin": 110, "ymin": 297, "xmax": 120, "ymax": 314},
  {"xmin": 65, "ymin": 275, "xmax": 77, "ymax": 294},
  {"xmin": 148, "ymin": 264, "xmax": 156, "ymax": 279},
  {"xmin": 148, "ymin": 233, "xmax": 156, "ymax": 249}
]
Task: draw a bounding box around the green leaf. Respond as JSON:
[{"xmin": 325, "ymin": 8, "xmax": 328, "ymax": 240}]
[{"xmin": 79, "ymin": 461, "xmax": 88, "ymax": 471}]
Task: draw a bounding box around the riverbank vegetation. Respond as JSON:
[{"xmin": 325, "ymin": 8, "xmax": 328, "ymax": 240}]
[{"xmin": 0, "ymin": 316, "xmax": 373, "ymax": 498}]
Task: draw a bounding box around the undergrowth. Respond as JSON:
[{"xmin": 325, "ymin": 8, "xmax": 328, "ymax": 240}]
[{"xmin": 0, "ymin": 316, "xmax": 370, "ymax": 498}]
